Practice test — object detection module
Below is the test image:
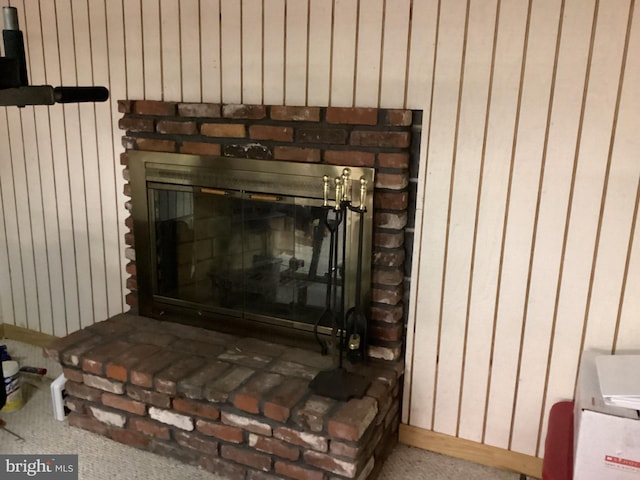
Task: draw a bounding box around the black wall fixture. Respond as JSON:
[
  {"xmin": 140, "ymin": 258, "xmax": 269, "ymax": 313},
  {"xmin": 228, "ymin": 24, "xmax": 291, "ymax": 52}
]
[{"xmin": 0, "ymin": 6, "xmax": 109, "ymax": 107}]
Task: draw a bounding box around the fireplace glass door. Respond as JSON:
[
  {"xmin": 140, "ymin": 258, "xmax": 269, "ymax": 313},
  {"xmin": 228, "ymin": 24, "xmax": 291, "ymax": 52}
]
[{"xmin": 150, "ymin": 184, "xmax": 343, "ymax": 332}]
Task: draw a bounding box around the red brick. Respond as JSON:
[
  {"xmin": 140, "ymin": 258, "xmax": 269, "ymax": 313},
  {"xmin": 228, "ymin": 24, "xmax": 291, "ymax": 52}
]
[
  {"xmin": 384, "ymin": 109, "xmax": 412, "ymax": 126},
  {"xmin": 68, "ymin": 412, "xmax": 108, "ymax": 436},
  {"xmin": 374, "ymin": 231, "xmax": 404, "ymax": 249},
  {"xmin": 121, "ymin": 136, "xmax": 136, "ymax": 149},
  {"xmin": 324, "ymin": 150, "xmax": 375, "ymax": 168},
  {"xmin": 124, "ymin": 231, "xmax": 134, "ymax": 246},
  {"xmin": 378, "ymin": 152, "xmax": 410, "ymax": 169},
  {"xmin": 249, "ymin": 434, "xmax": 300, "ymax": 461},
  {"xmin": 117, "ymin": 100, "xmax": 133, "ymax": 114},
  {"xmin": 108, "ymin": 428, "xmax": 150, "ymax": 447},
  {"xmin": 45, "ymin": 328, "xmax": 98, "ymax": 363},
  {"xmin": 205, "ymin": 366, "xmax": 255, "ymax": 403},
  {"xmin": 136, "ymin": 138, "xmax": 176, "ymax": 152},
  {"xmin": 150, "ymin": 441, "xmax": 200, "ymax": 464},
  {"xmin": 372, "ymin": 268, "xmax": 404, "ymax": 287},
  {"xmin": 174, "ymin": 431, "xmax": 218, "ymax": 455},
  {"xmin": 270, "ymin": 106, "xmax": 321, "ymax": 122},
  {"xmin": 369, "ymin": 322, "xmax": 403, "ymax": 342},
  {"xmin": 178, "ymin": 102, "xmax": 221, "ymax": 118},
  {"xmin": 125, "ymin": 276, "xmax": 137, "ymax": 291},
  {"xmin": 177, "ymin": 361, "xmax": 231, "ymax": 400},
  {"xmin": 65, "ymin": 381, "xmax": 103, "ymax": 403},
  {"xmin": 274, "ymin": 462, "xmax": 325, "ymax": 480},
  {"xmin": 130, "ymin": 350, "xmax": 183, "ymax": 388},
  {"xmin": 133, "ymin": 100, "xmax": 177, "ymax": 116},
  {"xmin": 249, "ymin": 125, "xmax": 294, "ymax": 142},
  {"xmin": 154, "ymin": 356, "xmax": 206, "ymax": 396},
  {"xmin": 297, "ymin": 128, "xmax": 347, "ymax": 145},
  {"xmin": 64, "ymin": 396, "xmax": 86, "ymax": 414},
  {"xmin": 179, "ymin": 141, "xmax": 221, "ymax": 156},
  {"xmin": 62, "ymin": 367, "xmax": 84, "ymax": 383},
  {"xmin": 293, "ymin": 395, "xmax": 335, "ymax": 433},
  {"xmin": 328, "ymin": 396, "xmax": 378, "ymax": 441},
  {"xmin": 222, "ymin": 104, "xmax": 266, "ymax": 119},
  {"xmin": 273, "ymin": 146, "xmax": 321, "ymax": 162},
  {"xmin": 372, "ymin": 249, "xmax": 405, "ymax": 268},
  {"xmin": 128, "ymin": 330, "xmax": 176, "ymax": 347},
  {"xmin": 326, "ymin": 107, "xmax": 378, "ymax": 125},
  {"xmin": 156, "ymin": 120, "xmax": 197, "ymax": 135},
  {"xmin": 126, "ymin": 385, "xmax": 171, "ymax": 408},
  {"xmin": 349, "ymin": 130, "xmax": 411, "ymax": 148},
  {"xmin": 263, "ymin": 378, "xmax": 309, "ymax": 423},
  {"xmin": 106, "ymin": 343, "xmax": 161, "ymax": 382},
  {"xmin": 274, "ymin": 427, "xmax": 328, "ymax": 452},
  {"xmin": 196, "ymin": 419, "xmax": 244, "ymax": 443},
  {"xmin": 221, "ymin": 412, "xmax": 272, "ymax": 437},
  {"xmin": 303, "ymin": 450, "xmax": 358, "ymax": 477},
  {"xmin": 221, "ymin": 445, "xmax": 272, "ymax": 472},
  {"xmin": 329, "ymin": 440, "xmax": 359, "ymax": 459},
  {"xmin": 118, "ymin": 117, "xmax": 155, "ymax": 132},
  {"xmin": 82, "ymin": 374, "xmax": 125, "ymax": 394},
  {"xmin": 201, "ymin": 123, "xmax": 246, "ymax": 138},
  {"xmin": 102, "ymin": 392, "xmax": 146, "ymax": 416},
  {"xmin": 375, "ymin": 212, "xmax": 408, "ymax": 230},
  {"xmin": 125, "ymin": 292, "xmax": 138, "ymax": 308},
  {"xmin": 129, "ymin": 417, "xmax": 170, "ymax": 440},
  {"xmin": 173, "ymin": 398, "xmax": 220, "ymax": 421},
  {"xmin": 125, "ymin": 262, "xmax": 136, "ymax": 276},
  {"xmin": 200, "ymin": 456, "xmax": 247, "ymax": 480},
  {"xmin": 371, "ymin": 286, "xmax": 403, "ymax": 306},
  {"xmin": 375, "ymin": 172, "xmax": 409, "ymax": 190},
  {"xmin": 233, "ymin": 372, "xmax": 283, "ymax": 414},
  {"xmin": 370, "ymin": 304, "xmax": 404, "ymax": 324}
]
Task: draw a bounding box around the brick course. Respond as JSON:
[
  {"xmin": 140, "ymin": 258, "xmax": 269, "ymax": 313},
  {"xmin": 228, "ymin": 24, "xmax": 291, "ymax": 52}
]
[{"xmin": 48, "ymin": 313, "xmax": 402, "ymax": 480}]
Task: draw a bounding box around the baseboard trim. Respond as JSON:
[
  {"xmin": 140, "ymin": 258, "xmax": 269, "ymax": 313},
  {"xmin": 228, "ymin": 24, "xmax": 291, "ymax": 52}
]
[
  {"xmin": 1, "ymin": 323, "xmax": 58, "ymax": 348},
  {"xmin": 399, "ymin": 424, "xmax": 543, "ymax": 479}
]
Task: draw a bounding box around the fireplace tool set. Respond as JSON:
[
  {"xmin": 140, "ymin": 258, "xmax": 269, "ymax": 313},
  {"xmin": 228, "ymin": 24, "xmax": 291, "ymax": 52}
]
[{"xmin": 310, "ymin": 169, "xmax": 371, "ymax": 401}]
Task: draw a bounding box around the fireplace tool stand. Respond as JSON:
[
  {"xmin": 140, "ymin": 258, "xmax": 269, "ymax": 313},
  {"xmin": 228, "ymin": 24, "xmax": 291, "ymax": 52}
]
[{"xmin": 310, "ymin": 172, "xmax": 370, "ymax": 401}]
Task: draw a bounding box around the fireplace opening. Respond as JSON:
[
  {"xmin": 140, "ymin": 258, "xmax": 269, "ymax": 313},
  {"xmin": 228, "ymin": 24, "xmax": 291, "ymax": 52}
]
[{"xmin": 130, "ymin": 151, "xmax": 375, "ymax": 348}]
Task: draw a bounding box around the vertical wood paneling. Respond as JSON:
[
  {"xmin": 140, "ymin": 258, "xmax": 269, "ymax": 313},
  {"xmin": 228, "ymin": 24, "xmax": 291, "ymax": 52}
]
[
  {"xmin": 220, "ymin": 0, "xmax": 242, "ymax": 103},
  {"xmin": 307, "ymin": 0, "xmax": 332, "ymax": 106},
  {"xmin": 352, "ymin": 0, "xmax": 383, "ymax": 108},
  {"xmin": 1, "ymin": 0, "xmax": 639, "ymax": 462},
  {"xmin": 379, "ymin": 0, "xmax": 411, "ymax": 108},
  {"xmin": 241, "ymin": 0, "xmax": 263, "ymax": 105},
  {"xmin": 284, "ymin": 0, "xmax": 308, "ymax": 105},
  {"xmin": 330, "ymin": 0, "xmax": 358, "ymax": 106},
  {"xmin": 142, "ymin": 0, "xmax": 162, "ymax": 100}
]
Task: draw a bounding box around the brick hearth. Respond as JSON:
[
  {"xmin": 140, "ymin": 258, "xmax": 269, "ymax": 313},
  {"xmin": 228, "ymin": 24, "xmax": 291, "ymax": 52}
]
[{"xmin": 46, "ymin": 313, "xmax": 402, "ymax": 480}]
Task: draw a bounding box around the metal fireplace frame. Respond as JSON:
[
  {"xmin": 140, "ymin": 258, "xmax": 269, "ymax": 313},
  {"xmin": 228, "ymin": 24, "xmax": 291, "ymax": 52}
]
[{"xmin": 128, "ymin": 150, "xmax": 375, "ymax": 347}]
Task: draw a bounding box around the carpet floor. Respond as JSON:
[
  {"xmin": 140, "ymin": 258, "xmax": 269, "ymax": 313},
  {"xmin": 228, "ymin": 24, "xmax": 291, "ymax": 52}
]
[{"xmin": 0, "ymin": 339, "xmax": 521, "ymax": 479}]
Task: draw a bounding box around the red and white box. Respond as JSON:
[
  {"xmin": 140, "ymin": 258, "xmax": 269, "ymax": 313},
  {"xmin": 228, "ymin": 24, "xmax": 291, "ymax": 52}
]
[{"xmin": 574, "ymin": 350, "xmax": 640, "ymax": 479}]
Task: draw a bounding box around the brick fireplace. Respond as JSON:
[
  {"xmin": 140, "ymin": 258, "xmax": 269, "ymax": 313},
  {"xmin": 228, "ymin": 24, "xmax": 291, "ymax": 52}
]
[{"xmin": 46, "ymin": 101, "xmax": 419, "ymax": 480}]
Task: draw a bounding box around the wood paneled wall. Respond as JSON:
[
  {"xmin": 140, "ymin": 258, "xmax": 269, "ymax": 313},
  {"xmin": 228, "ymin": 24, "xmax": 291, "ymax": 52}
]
[{"xmin": 1, "ymin": 0, "xmax": 638, "ymax": 462}]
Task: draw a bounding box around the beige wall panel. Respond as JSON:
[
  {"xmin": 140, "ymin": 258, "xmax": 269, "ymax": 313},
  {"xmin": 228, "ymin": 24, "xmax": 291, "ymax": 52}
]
[
  {"xmin": 405, "ymin": 0, "xmax": 438, "ymax": 110},
  {"xmin": 200, "ymin": 0, "xmax": 222, "ymax": 103},
  {"xmin": 453, "ymin": 0, "xmax": 499, "ymax": 443},
  {"xmin": 611, "ymin": 5, "xmax": 640, "ymax": 353},
  {"xmin": 330, "ymin": 0, "xmax": 358, "ymax": 106},
  {"xmin": 263, "ymin": 0, "xmax": 285, "ymax": 105},
  {"xmin": 285, "ymin": 0, "xmax": 308, "ymax": 106},
  {"xmin": 160, "ymin": 0, "xmax": 182, "ymax": 101},
  {"xmin": 141, "ymin": 0, "xmax": 162, "ymax": 100},
  {"xmin": 409, "ymin": 0, "xmax": 467, "ymax": 431},
  {"xmin": 353, "ymin": 0, "xmax": 383, "ymax": 107},
  {"xmin": 181, "ymin": 0, "xmax": 202, "ymax": 103},
  {"xmin": 0, "ymin": 106, "xmax": 16, "ymax": 326},
  {"xmin": 242, "ymin": 0, "xmax": 263, "ymax": 105},
  {"xmin": 379, "ymin": 0, "xmax": 411, "ymax": 108},
  {"xmin": 220, "ymin": 0, "xmax": 243, "ymax": 103},
  {"xmin": 466, "ymin": 0, "xmax": 529, "ymax": 449},
  {"xmin": 581, "ymin": 1, "xmax": 639, "ymax": 353},
  {"xmin": 307, "ymin": 0, "xmax": 332, "ymax": 106},
  {"xmin": 496, "ymin": 0, "xmax": 563, "ymax": 456},
  {"xmin": 543, "ymin": 0, "xmax": 632, "ymax": 431},
  {"xmin": 123, "ymin": 0, "xmax": 144, "ymax": 99},
  {"xmin": 88, "ymin": 0, "xmax": 125, "ymax": 319}
]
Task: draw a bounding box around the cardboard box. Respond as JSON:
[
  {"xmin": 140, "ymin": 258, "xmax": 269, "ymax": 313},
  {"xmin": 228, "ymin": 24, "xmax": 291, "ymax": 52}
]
[{"xmin": 574, "ymin": 350, "xmax": 640, "ymax": 479}]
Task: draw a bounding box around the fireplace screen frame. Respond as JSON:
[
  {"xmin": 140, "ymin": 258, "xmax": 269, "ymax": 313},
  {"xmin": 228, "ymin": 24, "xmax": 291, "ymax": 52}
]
[{"xmin": 128, "ymin": 150, "xmax": 375, "ymax": 345}]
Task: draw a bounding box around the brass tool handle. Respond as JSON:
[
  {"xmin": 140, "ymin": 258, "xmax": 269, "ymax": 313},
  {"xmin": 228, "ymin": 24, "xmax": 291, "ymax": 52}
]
[
  {"xmin": 334, "ymin": 177, "xmax": 342, "ymax": 210},
  {"xmin": 249, "ymin": 193, "xmax": 281, "ymax": 202},
  {"xmin": 359, "ymin": 177, "xmax": 367, "ymax": 212},
  {"xmin": 341, "ymin": 168, "xmax": 351, "ymax": 202},
  {"xmin": 322, "ymin": 175, "xmax": 330, "ymax": 207},
  {"xmin": 201, "ymin": 187, "xmax": 227, "ymax": 196}
]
